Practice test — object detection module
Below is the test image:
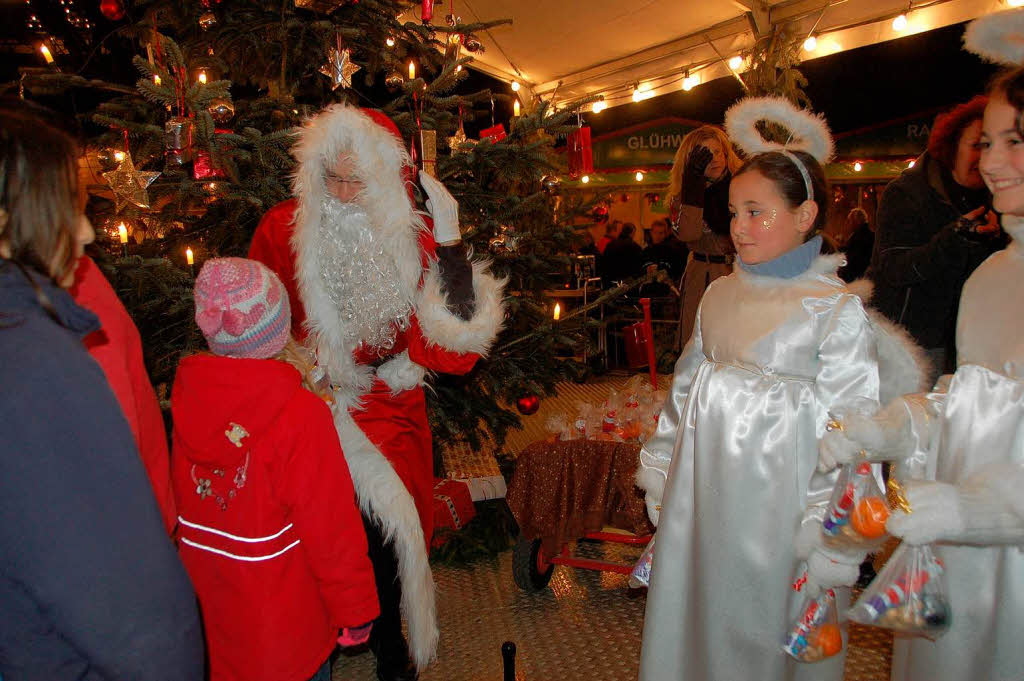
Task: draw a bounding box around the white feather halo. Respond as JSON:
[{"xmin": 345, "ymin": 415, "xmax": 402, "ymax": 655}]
[
  {"xmin": 964, "ymin": 9, "xmax": 1024, "ymax": 66},
  {"xmin": 724, "ymin": 96, "xmax": 834, "ymax": 164}
]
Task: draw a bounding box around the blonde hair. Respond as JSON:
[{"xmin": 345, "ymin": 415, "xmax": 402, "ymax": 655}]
[
  {"xmin": 274, "ymin": 338, "xmax": 320, "ymax": 394},
  {"xmin": 667, "ymin": 126, "xmax": 742, "ymax": 203}
]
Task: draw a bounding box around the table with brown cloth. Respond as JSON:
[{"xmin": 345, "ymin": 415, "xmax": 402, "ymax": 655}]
[{"xmin": 506, "ymin": 439, "xmax": 654, "ymax": 558}]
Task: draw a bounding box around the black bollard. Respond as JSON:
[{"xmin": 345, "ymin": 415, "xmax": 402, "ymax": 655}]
[{"xmin": 501, "ymin": 641, "xmax": 516, "ymax": 681}]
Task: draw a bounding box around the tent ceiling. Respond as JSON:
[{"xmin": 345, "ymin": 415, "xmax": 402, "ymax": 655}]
[{"xmin": 434, "ymin": 0, "xmax": 1005, "ymax": 109}]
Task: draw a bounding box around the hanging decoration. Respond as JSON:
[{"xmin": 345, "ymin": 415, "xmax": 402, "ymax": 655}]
[
  {"xmin": 540, "ymin": 175, "xmax": 561, "ymax": 194},
  {"xmin": 480, "ymin": 123, "xmax": 506, "ymax": 143},
  {"xmin": 421, "ymin": 0, "xmax": 435, "ymax": 24},
  {"xmin": 567, "ymin": 125, "xmax": 593, "ymax": 178},
  {"xmin": 198, "ymin": 11, "xmax": 218, "ymax": 30},
  {"xmin": 103, "ymin": 148, "xmax": 160, "ymax": 211},
  {"xmin": 384, "ymin": 70, "xmax": 405, "ymax": 91},
  {"xmin": 447, "ymin": 104, "xmax": 469, "ymax": 152},
  {"xmin": 516, "ymin": 394, "xmax": 540, "ymax": 415},
  {"xmin": 165, "ymin": 117, "xmax": 194, "ymax": 166},
  {"xmin": 463, "ymin": 36, "xmax": 483, "ymax": 52},
  {"xmin": 319, "ymin": 34, "xmax": 360, "ymax": 90},
  {"xmin": 99, "ymin": 0, "xmax": 126, "ymax": 21},
  {"xmin": 207, "ymin": 98, "xmax": 235, "ymax": 125}
]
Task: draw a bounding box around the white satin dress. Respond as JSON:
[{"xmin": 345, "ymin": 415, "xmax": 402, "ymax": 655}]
[
  {"xmin": 638, "ymin": 254, "xmax": 880, "ymax": 681},
  {"xmin": 890, "ymin": 220, "xmax": 1024, "ymax": 681}
]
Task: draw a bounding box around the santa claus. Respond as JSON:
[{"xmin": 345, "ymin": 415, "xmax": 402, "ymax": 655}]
[{"xmin": 249, "ymin": 105, "xmax": 505, "ymax": 679}]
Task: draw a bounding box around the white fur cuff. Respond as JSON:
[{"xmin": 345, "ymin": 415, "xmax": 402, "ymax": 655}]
[
  {"xmin": 416, "ymin": 260, "xmax": 507, "ymax": 356},
  {"xmin": 376, "ymin": 351, "xmax": 426, "ymax": 394}
]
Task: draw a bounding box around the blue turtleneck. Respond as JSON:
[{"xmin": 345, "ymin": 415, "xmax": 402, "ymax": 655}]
[{"xmin": 737, "ymin": 235, "xmax": 823, "ymax": 279}]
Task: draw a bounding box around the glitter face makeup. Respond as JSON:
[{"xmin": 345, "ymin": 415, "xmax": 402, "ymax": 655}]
[{"xmin": 760, "ymin": 208, "xmax": 778, "ymax": 232}]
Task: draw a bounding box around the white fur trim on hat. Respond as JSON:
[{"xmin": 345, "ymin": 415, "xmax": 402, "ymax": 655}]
[
  {"xmin": 415, "ymin": 259, "xmax": 507, "ymax": 356},
  {"xmin": 964, "ymin": 9, "xmax": 1024, "ymax": 66},
  {"xmin": 725, "ymin": 96, "xmax": 835, "ymax": 164}
]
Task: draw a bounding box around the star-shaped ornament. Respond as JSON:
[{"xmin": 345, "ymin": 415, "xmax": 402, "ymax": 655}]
[
  {"xmin": 447, "ymin": 127, "xmax": 468, "ymax": 152},
  {"xmin": 101, "ymin": 150, "xmax": 160, "ymax": 212},
  {"xmin": 320, "ymin": 48, "xmax": 361, "ymax": 91}
]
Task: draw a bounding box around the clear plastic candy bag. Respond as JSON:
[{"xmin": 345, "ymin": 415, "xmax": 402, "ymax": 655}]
[
  {"xmin": 782, "ymin": 587, "xmax": 844, "ymax": 663},
  {"xmin": 847, "ymin": 543, "xmax": 951, "ymax": 640},
  {"xmin": 628, "ymin": 535, "xmax": 655, "ymax": 588},
  {"xmin": 822, "ymin": 461, "xmax": 890, "ymax": 551}
]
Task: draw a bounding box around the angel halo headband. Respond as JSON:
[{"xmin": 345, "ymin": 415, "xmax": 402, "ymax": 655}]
[
  {"xmin": 724, "ymin": 96, "xmax": 835, "ymax": 202},
  {"xmin": 963, "ymin": 8, "xmax": 1024, "ymax": 66}
]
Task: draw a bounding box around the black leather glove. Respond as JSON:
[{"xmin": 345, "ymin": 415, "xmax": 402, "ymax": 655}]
[
  {"xmin": 953, "ymin": 208, "xmax": 1001, "ymax": 243},
  {"xmin": 681, "ymin": 145, "xmax": 713, "ymax": 207},
  {"xmin": 436, "ymin": 243, "xmax": 475, "ymax": 320}
]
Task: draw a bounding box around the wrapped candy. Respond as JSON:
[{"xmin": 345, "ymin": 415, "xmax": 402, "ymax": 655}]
[
  {"xmin": 628, "ymin": 535, "xmax": 656, "ymax": 588},
  {"xmin": 782, "ymin": 588, "xmax": 843, "ymax": 663},
  {"xmin": 847, "ymin": 543, "xmax": 950, "ymax": 639},
  {"xmin": 545, "ymin": 414, "xmax": 572, "ymax": 441},
  {"xmin": 822, "ymin": 461, "xmax": 890, "ymax": 550}
]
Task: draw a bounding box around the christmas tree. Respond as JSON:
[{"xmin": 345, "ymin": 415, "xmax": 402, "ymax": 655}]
[{"xmin": 13, "ymin": 0, "xmax": 643, "ymax": 450}]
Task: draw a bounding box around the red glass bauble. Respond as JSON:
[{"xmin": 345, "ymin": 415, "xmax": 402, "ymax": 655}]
[
  {"xmin": 516, "ymin": 395, "xmax": 540, "ymax": 415},
  {"xmin": 99, "ymin": 0, "xmax": 125, "ymax": 21}
]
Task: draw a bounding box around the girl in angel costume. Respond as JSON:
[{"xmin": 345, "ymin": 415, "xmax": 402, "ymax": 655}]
[
  {"xmin": 818, "ymin": 11, "xmax": 1024, "ymax": 681},
  {"xmin": 636, "ymin": 98, "xmax": 928, "ymax": 681}
]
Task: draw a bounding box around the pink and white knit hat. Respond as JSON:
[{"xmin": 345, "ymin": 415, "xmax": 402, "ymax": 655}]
[{"xmin": 194, "ymin": 258, "xmax": 291, "ymax": 359}]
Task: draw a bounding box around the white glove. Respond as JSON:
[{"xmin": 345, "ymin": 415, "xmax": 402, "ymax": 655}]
[
  {"xmin": 419, "ymin": 172, "xmax": 460, "ymax": 244},
  {"xmin": 818, "ymin": 400, "xmax": 913, "ymax": 473},
  {"xmin": 636, "ymin": 464, "xmax": 666, "ymax": 527},
  {"xmin": 795, "ymin": 520, "xmax": 865, "ymax": 594},
  {"xmin": 887, "ymin": 465, "xmax": 1024, "ymax": 546}
]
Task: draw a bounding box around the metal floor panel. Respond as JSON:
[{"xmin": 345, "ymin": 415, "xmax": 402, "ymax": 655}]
[{"xmin": 333, "ymin": 541, "xmax": 892, "ymax": 681}]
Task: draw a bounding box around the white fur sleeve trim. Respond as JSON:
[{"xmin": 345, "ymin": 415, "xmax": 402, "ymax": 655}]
[
  {"xmin": 376, "ymin": 350, "xmax": 426, "ymax": 394},
  {"xmin": 415, "ymin": 259, "xmax": 507, "ymax": 356},
  {"xmin": 333, "ymin": 409, "xmax": 438, "ymax": 667}
]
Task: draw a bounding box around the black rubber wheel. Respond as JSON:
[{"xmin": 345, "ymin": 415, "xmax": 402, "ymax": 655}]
[{"xmin": 512, "ymin": 537, "xmax": 554, "ymax": 591}]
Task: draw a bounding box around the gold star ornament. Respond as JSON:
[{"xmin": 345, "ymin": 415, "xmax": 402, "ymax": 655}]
[
  {"xmin": 320, "ymin": 48, "xmax": 361, "ymax": 91},
  {"xmin": 102, "ymin": 150, "xmax": 160, "ymax": 211}
]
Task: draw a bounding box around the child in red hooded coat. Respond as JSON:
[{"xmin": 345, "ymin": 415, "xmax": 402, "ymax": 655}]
[{"xmin": 171, "ymin": 257, "xmax": 378, "ymax": 681}]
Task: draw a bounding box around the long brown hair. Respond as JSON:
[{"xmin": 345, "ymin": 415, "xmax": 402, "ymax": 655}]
[
  {"xmin": 0, "ymin": 108, "xmax": 82, "ymax": 284},
  {"xmin": 668, "ymin": 125, "xmax": 742, "ymax": 202}
]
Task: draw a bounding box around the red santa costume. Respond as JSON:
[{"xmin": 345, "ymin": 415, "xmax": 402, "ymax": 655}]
[{"xmin": 249, "ymin": 104, "xmax": 505, "ymax": 669}]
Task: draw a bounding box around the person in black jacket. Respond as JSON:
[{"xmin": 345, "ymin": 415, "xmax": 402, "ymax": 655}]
[
  {"xmin": 839, "ymin": 207, "xmax": 874, "ymax": 282},
  {"xmin": 600, "ymin": 222, "xmax": 644, "ymax": 284},
  {"xmin": 0, "ymin": 108, "xmax": 204, "ymax": 680},
  {"xmin": 870, "ymin": 96, "xmax": 1006, "ymax": 382},
  {"xmin": 642, "ymin": 218, "xmax": 688, "ymax": 283}
]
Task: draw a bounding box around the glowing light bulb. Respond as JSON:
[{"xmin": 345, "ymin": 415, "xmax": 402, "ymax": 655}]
[
  {"xmin": 118, "ymin": 223, "xmax": 128, "ymax": 244},
  {"xmin": 908, "ymin": 159, "xmax": 916, "ymax": 168},
  {"xmin": 803, "ymin": 35, "xmax": 817, "ymax": 51},
  {"xmin": 153, "ymin": 74, "xmax": 161, "ymax": 85},
  {"xmin": 592, "ymin": 100, "xmax": 606, "ymax": 114},
  {"xmin": 635, "ymin": 171, "xmax": 644, "ymax": 182},
  {"xmin": 632, "ymin": 87, "xmax": 642, "ymax": 103},
  {"xmin": 854, "ymin": 162, "xmax": 863, "ymax": 172},
  {"xmin": 386, "ymin": 36, "xmax": 395, "ymax": 47},
  {"xmin": 186, "ymin": 247, "xmax": 194, "ymax": 265},
  {"xmin": 408, "ymin": 61, "xmax": 416, "ymax": 80},
  {"xmin": 456, "ymin": 65, "xmax": 463, "ymax": 73},
  {"xmin": 682, "ymin": 73, "xmax": 700, "ymax": 91},
  {"xmin": 114, "ymin": 150, "xmax": 125, "ymax": 162},
  {"xmin": 892, "ymin": 13, "xmax": 907, "ymax": 31},
  {"xmin": 511, "ymin": 80, "xmax": 520, "ymax": 92},
  {"xmin": 1010, "ymin": 0, "xmax": 1024, "ymax": 7},
  {"xmin": 513, "ymin": 99, "xmax": 520, "ymax": 117},
  {"xmin": 581, "ymin": 175, "xmax": 590, "ymax": 184},
  {"xmin": 198, "ymin": 71, "xmax": 207, "ymax": 84},
  {"xmin": 39, "ymin": 44, "xmax": 54, "ymax": 64},
  {"xmin": 728, "ymin": 56, "xmax": 743, "ymax": 70},
  {"xmin": 553, "ymin": 303, "xmax": 561, "ymax": 321}
]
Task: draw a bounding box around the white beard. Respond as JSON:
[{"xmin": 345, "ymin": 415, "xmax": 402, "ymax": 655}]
[{"xmin": 316, "ymin": 198, "xmax": 414, "ymax": 351}]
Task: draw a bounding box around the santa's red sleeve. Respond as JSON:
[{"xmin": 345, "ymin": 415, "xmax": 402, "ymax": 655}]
[
  {"xmin": 409, "ymin": 220, "xmax": 507, "ymax": 376},
  {"xmin": 278, "ymin": 392, "xmax": 380, "ymax": 628},
  {"xmin": 249, "ymin": 199, "xmax": 309, "ymax": 340}
]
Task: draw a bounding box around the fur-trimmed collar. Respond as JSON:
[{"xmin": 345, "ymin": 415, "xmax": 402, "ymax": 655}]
[{"xmin": 733, "ymin": 252, "xmax": 846, "ymax": 287}]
